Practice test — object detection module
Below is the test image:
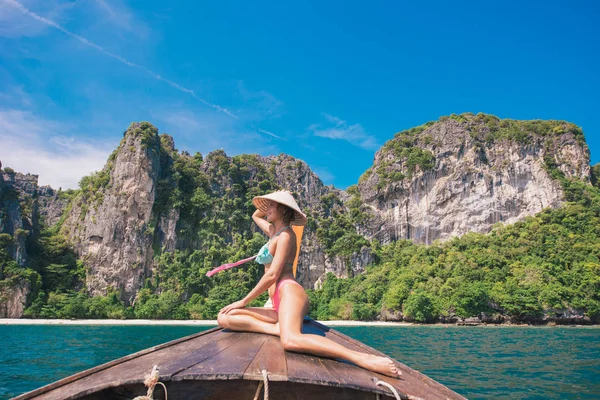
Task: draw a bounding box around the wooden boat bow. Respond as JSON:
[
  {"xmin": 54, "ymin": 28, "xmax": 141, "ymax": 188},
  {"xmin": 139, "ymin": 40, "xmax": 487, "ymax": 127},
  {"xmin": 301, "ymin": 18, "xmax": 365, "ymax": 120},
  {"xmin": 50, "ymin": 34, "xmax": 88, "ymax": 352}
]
[{"xmin": 13, "ymin": 319, "xmax": 466, "ymax": 400}]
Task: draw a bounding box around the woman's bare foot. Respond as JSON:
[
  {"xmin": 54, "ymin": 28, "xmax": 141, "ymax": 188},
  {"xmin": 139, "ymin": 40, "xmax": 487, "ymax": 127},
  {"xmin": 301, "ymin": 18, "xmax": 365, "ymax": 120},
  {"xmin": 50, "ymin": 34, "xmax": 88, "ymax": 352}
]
[{"xmin": 355, "ymin": 353, "xmax": 402, "ymax": 378}]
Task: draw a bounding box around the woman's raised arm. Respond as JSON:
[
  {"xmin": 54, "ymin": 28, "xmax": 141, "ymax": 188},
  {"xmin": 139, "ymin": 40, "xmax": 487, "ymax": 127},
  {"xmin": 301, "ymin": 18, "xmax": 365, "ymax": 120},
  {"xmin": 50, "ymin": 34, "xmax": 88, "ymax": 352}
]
[{"xmin": 253, "ymin": 209, "xmax": 274, "ymax": 237}]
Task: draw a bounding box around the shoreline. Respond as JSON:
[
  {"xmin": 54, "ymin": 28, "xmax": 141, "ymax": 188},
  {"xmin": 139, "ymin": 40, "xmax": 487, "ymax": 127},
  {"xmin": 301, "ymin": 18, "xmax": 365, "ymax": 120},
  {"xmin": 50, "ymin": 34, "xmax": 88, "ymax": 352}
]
[
  {"xmin": 0, "ymin": 318, "xmax": 412, "ymax": 326},
  {"xmin": 1, "ymin": 318, "xmax": 598, "ymax": 327}
]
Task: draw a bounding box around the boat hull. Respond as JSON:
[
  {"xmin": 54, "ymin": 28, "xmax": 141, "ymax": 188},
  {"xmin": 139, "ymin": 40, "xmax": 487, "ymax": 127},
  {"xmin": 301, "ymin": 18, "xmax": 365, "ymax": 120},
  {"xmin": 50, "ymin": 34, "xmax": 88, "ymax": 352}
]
[
  {"xmin": 84, "ymin": 380, "xmax": 397, "ymax": 399},
  {"xmin": 13, "ymin": 319, "xmax": 466, "ymax": 400}
]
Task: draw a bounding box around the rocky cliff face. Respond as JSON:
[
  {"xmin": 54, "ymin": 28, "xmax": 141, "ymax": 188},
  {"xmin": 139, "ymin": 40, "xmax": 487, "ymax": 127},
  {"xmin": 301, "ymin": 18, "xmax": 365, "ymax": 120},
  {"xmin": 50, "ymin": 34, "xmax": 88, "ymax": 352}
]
[
  {"xmin": 248, "ymin": 154, "xmax": 365, "ymax": 288},
  {"xmin": 190, "ymin": 151, "xmax": 358, "ymax": 289},
  {"xmin": 0, "ymin": 171, "xmax": 55, "ymax": 316},
  {"xmin": 0, "ymin": 172, "xmax": 39, "ymax": 266},
  {"xmin": 60, "ymin": 122, "xmax": 161, "ymax": 304},
  {"xmin": 37, "ymin": 186, "xmax": 69, "ymax": 227},
  {"xmin": 1, "ymin": 114, "xmax": 594, "ymax": 313},
  {"xmin": 358, "ymin": 114, "xmax": 591, "ymax": 245},
  {"xmin": 0, "ymin": 278, "xmax": 30, "ymax": 318},
  {"xmin": 32, "ymin": 122, "xmax": 361, "ymax": 303},
  {"xmin": 297, "ymin": 245, "xmax": 374, "ymax": 289},
  {"xmin": 0, "ymin": 173, "xmax": 69, "ymax": 262}
]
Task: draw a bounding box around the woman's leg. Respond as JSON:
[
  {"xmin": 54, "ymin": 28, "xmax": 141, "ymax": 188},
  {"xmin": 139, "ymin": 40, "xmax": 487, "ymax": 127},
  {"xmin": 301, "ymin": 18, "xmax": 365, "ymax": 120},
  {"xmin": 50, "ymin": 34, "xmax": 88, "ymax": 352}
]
[
  {"xmin": 217, "ymin": 307, "xmax": 280, "ymax": 336},
  {"xmin": 277, "ymin": 284, "xmax": 401, "ymax": 378}
]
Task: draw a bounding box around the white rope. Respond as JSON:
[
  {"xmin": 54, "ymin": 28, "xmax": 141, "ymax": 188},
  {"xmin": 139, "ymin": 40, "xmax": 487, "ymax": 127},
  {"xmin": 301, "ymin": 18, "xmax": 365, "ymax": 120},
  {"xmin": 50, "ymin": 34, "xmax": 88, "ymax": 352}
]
[
  {"xmin": 375, "ymin": 379, "xmax": 426, "ymax": 400},
  {"xmin": 252, "ymin": 381, "xmax": 263, "ymax": 400},
  {"xmin": 252, "ymin": 369, "xmax": 269, "ymax": 400},
  {"xmin": 262, "ymin": 369, "xmax": 269, "ymax": 400},
  {"xmin": 375, "ymin": 380, "xmax": 401, "ymax": 400},
  {"xmin": 132, "ymin": 365, "xmax": 167, "ymax": 400}
]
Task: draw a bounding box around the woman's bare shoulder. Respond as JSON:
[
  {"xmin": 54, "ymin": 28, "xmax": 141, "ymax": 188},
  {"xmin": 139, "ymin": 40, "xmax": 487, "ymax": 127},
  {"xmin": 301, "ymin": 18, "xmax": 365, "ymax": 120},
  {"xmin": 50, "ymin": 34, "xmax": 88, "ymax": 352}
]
[{"xmin": 277, "ymin": 229, "xmax": 296, "ymax": 245}]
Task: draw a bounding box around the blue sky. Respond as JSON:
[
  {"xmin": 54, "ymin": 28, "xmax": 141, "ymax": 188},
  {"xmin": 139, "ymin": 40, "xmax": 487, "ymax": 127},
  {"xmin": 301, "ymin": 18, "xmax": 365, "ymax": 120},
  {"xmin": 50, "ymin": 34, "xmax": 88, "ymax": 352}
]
[{"xmin": 1, "ymin": 0, "xmax": 598, "ymax": 190}]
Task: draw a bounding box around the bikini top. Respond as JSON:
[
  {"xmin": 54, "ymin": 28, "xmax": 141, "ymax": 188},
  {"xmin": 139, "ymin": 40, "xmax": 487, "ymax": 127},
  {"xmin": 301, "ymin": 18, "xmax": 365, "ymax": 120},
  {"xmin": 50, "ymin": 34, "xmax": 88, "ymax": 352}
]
[
  {"xmin": 256, "ymin": 225, "xmax": 294, "ymax": 266},
  {"xmin": 205, "ymin": 225, "xmax": 296, "ymax": 277}
]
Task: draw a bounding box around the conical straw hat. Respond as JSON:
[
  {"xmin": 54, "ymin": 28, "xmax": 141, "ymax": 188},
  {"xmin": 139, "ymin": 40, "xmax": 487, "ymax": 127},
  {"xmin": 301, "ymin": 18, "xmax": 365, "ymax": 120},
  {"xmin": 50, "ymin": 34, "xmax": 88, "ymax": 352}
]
[{"xmin": 252, "ymin": 190, "xmax": 307, "ymax": 226}]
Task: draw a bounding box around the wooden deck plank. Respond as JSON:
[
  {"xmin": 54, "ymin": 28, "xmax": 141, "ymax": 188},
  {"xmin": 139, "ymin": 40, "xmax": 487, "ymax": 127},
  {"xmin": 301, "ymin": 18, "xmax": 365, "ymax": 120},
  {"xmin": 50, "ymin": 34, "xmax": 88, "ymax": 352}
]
[
  {"xmin": 173, "ymin": 332, "xmax": 268, "ymax": 381},
  {"xmin": 243, "ymin": 320, "xmax": 405, "ymax": 397},
  {"xmin": 16, "ymin": 329, "xmax": 235, "ymax": 400},
  {"xmin": 315, "ymin": 356, "xmax": 410, "ymax": 399},
  {"xmin": 314, "ymin": 321, "xmax": 466, "ymax": 400},
  {"xmin": 281, "ymin": 319, "xmax": 410, "ymax": 398},
  {"xmin": 14, "ymin": 327, "xmax": 224, "ymax": 400},
  {"xmin": 149, "ymin": 330, "xmax": 245, "ymax": 377},
  {"xmin": 285, "ymin": 350, "xmax": 343, "ymax": 386},
  {"xmin": 282, "ymin": 319, "xmax": 342, "ymax": 386},
  {"xmin": 243, "ymin": 334, "xmax": 288, "ymax": 381},
  {"xmin": 320, "ymin": 326, "xmax": 442, "ymax": 400}
]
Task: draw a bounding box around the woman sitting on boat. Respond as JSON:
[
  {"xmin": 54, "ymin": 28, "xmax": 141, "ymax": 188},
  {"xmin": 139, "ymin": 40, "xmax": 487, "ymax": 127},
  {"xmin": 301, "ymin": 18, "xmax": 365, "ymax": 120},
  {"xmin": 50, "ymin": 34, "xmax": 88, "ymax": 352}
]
[{"xmin": 217, "ymin": 190, "xmax": 401, "ymax": 378}]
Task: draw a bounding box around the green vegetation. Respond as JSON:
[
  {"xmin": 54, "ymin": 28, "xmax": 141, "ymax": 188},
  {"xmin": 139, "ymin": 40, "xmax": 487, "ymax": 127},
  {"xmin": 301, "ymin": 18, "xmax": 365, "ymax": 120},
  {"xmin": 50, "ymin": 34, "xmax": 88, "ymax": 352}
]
[
  {"xmin": 383, "ymin": 141, "xmax": 436, "ymax": 175},
  {"xmin": 125, "ymin": 149, "xmax": 283, "ymax": 318},
  {"xmin": 71, "ymin": 122, "xmax": 160, "ymax": 212},
  {"xmin": 308, "ymin": 179, "xmax": 600, "ymax": 323},
  {"xmin": 2, "ymin": 118, "xmax": 597, "ymax": 324},
  {"xmin": 367, "ymin": 113, "xmax": 588, "ymax": 191},
  {"xmin": 128, "ymin": 121, "xmax": 160, "ymax": 151},
  {"xmin": 358, "ymin": 168, "xmax": 373, "ymax": 185},
  {"xmin": 313, "ymin": 187, "xmax": 371, "ymax": 268},
  {"xmin": 15, "ymin": 141, "xmax": 283, "ymax": 319},
  {"xmin": 0, "ymin": 187, "xmax": 18, "ymax": 202},
  {"xmin": 371, "ymin": 121, "xmax": 437, "ymax": 188},
  {"xmin": 592, "ymin": 163, "xmax": 600, "ymax": 189}
]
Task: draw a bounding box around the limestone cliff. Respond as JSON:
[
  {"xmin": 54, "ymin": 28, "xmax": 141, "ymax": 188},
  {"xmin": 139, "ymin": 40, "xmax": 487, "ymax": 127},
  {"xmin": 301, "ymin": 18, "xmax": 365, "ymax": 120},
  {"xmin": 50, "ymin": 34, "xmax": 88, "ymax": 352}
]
[
  {"xmin": 358, "ymin": 113, "xmax": 591, "ymax": 245},
  {"xmin": 253, "ymin": 154, "xmax": 371, "ymax": 288},
  {"xmin": 0, "ymin": 278, "xmax": 30, "ymax": 318},
  {"xmin": 0, "ymin": 172, "xmax": 39, "ymax": 266},
  {"xmin": 53, "ymin": 123, "xmax": 363, "ymax": 302},
  {"xmin": 0, "ymin": 171, "xmax": 50, "ymax": 316},
  {"xmin": 60, "ymin": 122, "xmax": 161, "ymax": 304},
  {"xmin": 1, "ymin": 114, "xmax": 594, "ymax": 315},
  {"xmin": 174, "ymin": 150, "xmax": 358, "ymax": 289},
  {"xmin": 37, "ymin": 186, "xmax": 70, "ymax": 227}
]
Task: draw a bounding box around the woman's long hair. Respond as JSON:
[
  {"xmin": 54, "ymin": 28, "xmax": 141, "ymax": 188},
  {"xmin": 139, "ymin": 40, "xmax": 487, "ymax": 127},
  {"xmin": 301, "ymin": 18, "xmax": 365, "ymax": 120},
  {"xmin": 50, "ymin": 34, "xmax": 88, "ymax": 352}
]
[{"xmin": 278, "ymin": 203, "xmax": 295, "ymax": 225}]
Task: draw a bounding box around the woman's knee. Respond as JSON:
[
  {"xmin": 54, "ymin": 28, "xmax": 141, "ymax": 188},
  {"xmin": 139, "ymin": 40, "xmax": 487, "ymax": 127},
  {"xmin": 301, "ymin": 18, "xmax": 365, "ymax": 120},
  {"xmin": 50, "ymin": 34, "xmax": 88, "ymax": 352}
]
[
  {"xmin": 217, "ymin": 311, "xmax": 230, "ymax": 329},
  {"xmin": 280, "ymin": 333, "xmax": 303, "ymax": 352}
]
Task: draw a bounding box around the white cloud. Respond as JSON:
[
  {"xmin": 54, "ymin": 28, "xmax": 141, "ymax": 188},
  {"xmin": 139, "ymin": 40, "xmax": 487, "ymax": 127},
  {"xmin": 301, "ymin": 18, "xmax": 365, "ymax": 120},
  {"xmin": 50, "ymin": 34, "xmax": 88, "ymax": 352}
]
[
  {"xmin": 94, "ymin": 0, "xmax": 116, "ymax": 17},
  {"xmin": 323, "ymin": 113, "xmax": 345, "ymax": 126},
  {"xmin": 3, "ymin": 0, "xmax": 237, "ymax": 119},
  {"xmin": 0, "ymin": 85, "xmax": 32, "ymax": 107},
  {"xmin": 258, "ymin": 128, "xmax": 285, "ymax": 141},
  {"xmin": 0, "ymin": 0, "xmax": 149, "ymax": 39},
  {"xmin": 0, "ymin": 0, "xmax": 74, "ymax": 38},
  {"xmin": 160, "ymin": 111, "xmax": 207, "ymax": 132},
  {"xmin": 91, "ymin": 0, "xmax": 151, "ymax": 39},
  {"xmin": 0, "ymin": 109, "xmax": 116, "ymax": 189},
  {"xmin": 236, "ymin": 81, "xmax": 285, "ymax": 121},
  {"xmin": 312, "ymin": 167, "xmax": 335, "ymax": 185},
  {"xmin": 153, "ymin": 109, "xmax": 280, "ymax": 156},
  {"xmin": 309, "ymin": 113, "xmax": 380, "ymax": 150}
]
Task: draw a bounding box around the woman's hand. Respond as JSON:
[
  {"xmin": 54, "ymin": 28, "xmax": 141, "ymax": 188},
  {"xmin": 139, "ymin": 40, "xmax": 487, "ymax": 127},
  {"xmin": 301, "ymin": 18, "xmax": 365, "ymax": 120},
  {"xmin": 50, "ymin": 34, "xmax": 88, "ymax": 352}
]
[{"xmin": 220, "ymin": 299, "xmax": 247, "ymax": 315}]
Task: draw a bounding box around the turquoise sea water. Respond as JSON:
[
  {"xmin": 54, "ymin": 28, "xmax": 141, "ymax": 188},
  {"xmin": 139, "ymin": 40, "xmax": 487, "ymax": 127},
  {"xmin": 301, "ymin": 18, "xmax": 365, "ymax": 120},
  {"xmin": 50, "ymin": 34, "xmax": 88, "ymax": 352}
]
[{"xmin": 1, "ymin": 325, "xmax": 599, "ymax": 399}]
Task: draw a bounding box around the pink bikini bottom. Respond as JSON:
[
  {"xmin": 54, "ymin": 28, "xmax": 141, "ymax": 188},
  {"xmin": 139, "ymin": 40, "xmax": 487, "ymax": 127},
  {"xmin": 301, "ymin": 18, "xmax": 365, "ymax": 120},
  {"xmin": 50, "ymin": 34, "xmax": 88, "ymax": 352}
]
[{"xmin": 272, "ymin": 278, "xmax": 302, "ymax": 313}]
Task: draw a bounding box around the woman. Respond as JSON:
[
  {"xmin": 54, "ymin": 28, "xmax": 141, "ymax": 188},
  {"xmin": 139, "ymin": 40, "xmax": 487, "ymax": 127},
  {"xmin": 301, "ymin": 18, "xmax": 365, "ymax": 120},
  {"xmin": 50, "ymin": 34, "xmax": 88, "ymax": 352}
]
[{"xmin": 217, "ymin": 190, "xmax": 400, "ymax": 378}]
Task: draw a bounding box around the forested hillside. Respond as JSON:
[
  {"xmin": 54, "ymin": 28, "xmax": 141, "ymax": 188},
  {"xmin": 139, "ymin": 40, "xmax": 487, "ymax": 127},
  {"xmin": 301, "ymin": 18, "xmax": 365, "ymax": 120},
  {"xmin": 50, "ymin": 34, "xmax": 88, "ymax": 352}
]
[{"xmin": 1, "ymin": 114, "xmax": 598, "ymax": 323}]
